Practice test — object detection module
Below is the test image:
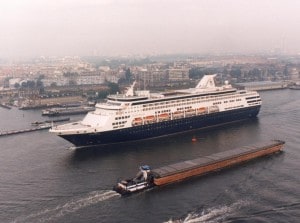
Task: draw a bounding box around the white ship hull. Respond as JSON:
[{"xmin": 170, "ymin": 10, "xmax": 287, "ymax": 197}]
[{"xmin": 50, "ymin": 75, "xmax": 262, "ymax": 148}]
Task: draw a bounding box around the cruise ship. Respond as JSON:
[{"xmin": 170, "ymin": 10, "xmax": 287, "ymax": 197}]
[{"xmin": 50, "ymin": 74, "xmax": 261, "ymax": 148}]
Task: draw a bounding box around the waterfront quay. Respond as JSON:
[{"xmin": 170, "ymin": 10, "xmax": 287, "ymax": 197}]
[
  {"xmin": 234, "ymin": 81, "xmax": 288, "ymax": 91},
  {"xmin": 1, "ymin": 55, "xmax": 300, "ymax": 109}
]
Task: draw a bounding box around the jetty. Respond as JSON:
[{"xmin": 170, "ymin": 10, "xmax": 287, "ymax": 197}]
[
  {"xmin": 0, "ymin": 124, "xmax": 52, "ymax": 137},
  {"xmin": 0, "ymin": 103, "xmax": 12, "ymax": 109}
]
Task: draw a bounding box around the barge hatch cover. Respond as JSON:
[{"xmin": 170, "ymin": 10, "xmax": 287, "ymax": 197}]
[{"xmin": 152, "ymin": 140, "xmax": 284, "ymax": 178}]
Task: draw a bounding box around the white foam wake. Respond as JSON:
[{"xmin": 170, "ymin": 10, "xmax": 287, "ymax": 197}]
[
  {"xmin": 166, "ymin": 199, "xmax": 250, "ymax": 223},
  {"xmin": 13, "ymin": 190, "xmax": 120, "ymax": 223}
]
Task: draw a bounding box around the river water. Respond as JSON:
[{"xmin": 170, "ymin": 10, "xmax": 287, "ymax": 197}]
[{"xmin": 0, "ymin": 89, "xmax": 299, "ymax": 223}]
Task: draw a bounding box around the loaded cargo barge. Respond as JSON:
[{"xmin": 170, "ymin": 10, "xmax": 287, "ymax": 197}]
[{"xmin": 113, "ymin": 140, "xmax": 285, "ymax": 195}]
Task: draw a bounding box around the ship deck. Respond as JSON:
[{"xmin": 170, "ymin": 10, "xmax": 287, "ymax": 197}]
[
  {"xmin": 50, "ymin": 121, "xmax": 90, "ymax": 132},
  {"xmin": 152, "ymin": 140, "xmax": 284, "ymax": 178}
]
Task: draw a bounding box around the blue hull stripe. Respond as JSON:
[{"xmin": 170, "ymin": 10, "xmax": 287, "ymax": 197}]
[{"xmin": 61, "ymin": 105, "xmax": 261, "ymax": 147}]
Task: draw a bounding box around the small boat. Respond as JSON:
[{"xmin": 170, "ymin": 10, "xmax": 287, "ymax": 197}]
[
  {"xmin": 208, "ymin": 105, "xmax": 219, "ymax": 113},
  {"xmin": 197, "ymin": 107, "xmax": 207, "ymax": 114},
  {"xmin": 31, "ymin": 117, "xmax": 70, "ymax": 126},
  {"xmin": 143, "ymin": 115, "xmax": 156, "ymax": 123},
  {"xmin": 42, "ymin": 107, "xmax": 95, "ymax": 116},
  {"xmin": 132, "ymin": 118, "xmax": 143, "ymax": 126},
  {"xmin": 113, "ymin": 165, "xmax": 154, "ymax": 195},
  {"xmin": 289, "ymin": 85, "xmax": 300, "ymax": 90},
  {"xmin": 158, "ymin": 113, "xmax": 170, "ymax": 121},
  {"xmin": 172, "ymin": 111, "xmax": 184, "ymax": 119},
  {"xmin": 185, "ymin": 109, "xmax": 196, "ymax": 117}
]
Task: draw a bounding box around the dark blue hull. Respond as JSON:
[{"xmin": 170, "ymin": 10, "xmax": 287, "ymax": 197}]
[{"xmin": 60, "ymin": 105, "xmax": 261, "ymax": 147}]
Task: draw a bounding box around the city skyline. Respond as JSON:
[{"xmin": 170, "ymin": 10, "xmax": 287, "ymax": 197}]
[{"xmin": 1, "ymin": 0, "xmax": 300, "ymax": 58}]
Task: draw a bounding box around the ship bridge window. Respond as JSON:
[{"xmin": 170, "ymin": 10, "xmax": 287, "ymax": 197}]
[
  {"xmin": 246, "ymin": 96, "xmax": 260, "ymax": 100},
  {"xmin": 107, "ymin": 101, "xmax": 121, "ymax": 106}
]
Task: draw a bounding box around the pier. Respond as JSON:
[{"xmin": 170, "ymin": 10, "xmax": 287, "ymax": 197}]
[
  {"xmin": 0, "ymin": 124, "xmax": 51, "ymax": 137},
  {"xmin": 0, "ymin": 103, "xmax": 12, "ymax": 109}
]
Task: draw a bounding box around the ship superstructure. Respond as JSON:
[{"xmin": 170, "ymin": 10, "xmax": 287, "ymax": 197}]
[{"xmin": 50, "ymin": 74, "xmax": 261, "ymax": 147}]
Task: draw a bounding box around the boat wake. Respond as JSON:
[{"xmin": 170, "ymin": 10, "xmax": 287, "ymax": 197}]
[
  {"xmin": 12, "ymin": 190, "xmax": 120, "ymax": 223},
  {"xmin": 165, "ymin": 199, "xmax": 250, "ymax": 223}
]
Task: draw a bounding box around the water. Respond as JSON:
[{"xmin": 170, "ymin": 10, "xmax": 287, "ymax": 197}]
[{"xmin": 0, "ymin": 89, "xmax": 299, "ymax": 223}]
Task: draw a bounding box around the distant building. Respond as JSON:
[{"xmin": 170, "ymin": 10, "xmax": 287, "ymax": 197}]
[
  {"xmin": 134, "ymin": 68, "xmax": 167, "ymax": 87},
  {"xmin": 99, "ymin": 66, "xmax": 111, "ymax": 72},
  {"xmin": 167, "ymin": 68, "xmax": 189, "ymax": 82},
  {"xmin": 42, "ymin": 74, "xmax": 106, "ymax": 86},
  {"xmin": 290, "ymin": 68, "xmax": 300, "ymax": 80},
  {"xmin": 77, "ymin": 75, "xmax": 105, "ymax": 85}
]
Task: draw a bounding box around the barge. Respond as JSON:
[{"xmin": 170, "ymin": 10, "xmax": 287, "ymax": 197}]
[
  {"xmin": 42, "ymin": 106, "xmax": 95, "ymax": 116},
  {"xmin": 113, "ymin": 140, "xmax": 285, "ymax": 195},
  {"xmin": 31, "ymin": 117, "xmax": 70, "ymax": 126}
]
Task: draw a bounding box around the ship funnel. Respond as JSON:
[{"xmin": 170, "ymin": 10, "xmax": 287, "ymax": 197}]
[
  {"xmin": 125, "ymin": 81, "xmax": 136, "ymax": 97},
  {"xmin": 196, "ymin": 74, "xmax": 217, "ymax": 89}
]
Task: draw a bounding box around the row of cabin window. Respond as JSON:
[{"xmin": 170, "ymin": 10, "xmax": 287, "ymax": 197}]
[
  {"xmin": 115, "ymin": 115, "xmax": 130, "ymax": 120},
  {"xmin": 155, "ymin": 109, "xmax": 171, "ymax": 114},
  {"xmin": 214, "ymin": 98, "xmax": 243, "ymax": 105},
  {"xmin": 125, "ymin": 94, "xmax": 249, "ymax": 113},
  {"xmin": 141, "ymin": 95, "xmax": 245, "ymax": 111},
  {"xmin": 112, "ymin": 120, "xmax": 127, "ymax": 125}
]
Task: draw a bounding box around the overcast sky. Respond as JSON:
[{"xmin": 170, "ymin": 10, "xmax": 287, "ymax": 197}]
[{"xmin": 1, "ymin": 0, "xmax": 300, "ymax": 58}]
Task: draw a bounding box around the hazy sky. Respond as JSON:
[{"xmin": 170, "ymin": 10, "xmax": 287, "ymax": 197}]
[{"xmin": 1, "ymin": 0, "xmax": 300, "ymax": 58}]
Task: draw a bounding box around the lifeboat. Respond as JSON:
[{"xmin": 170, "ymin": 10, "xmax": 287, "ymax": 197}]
[
  {"xmin": 197, "ymin": 107, "xmax": 207, "ymax": 114},
  {"xmin": 185, "ymin": 109, "xmax": 196, "ymax": 117},
  {"xmin": 144, "ymin": 115, "xmax": 156, "ymax": 124},
  {"xmin": 172, "ymin": 111, "xmax": 184, "ymax": 119},
  {"xmin": 209, "ymin": 106, "xmax": 219, "ymax": 113},
  {"xmin": 158, "ymin": 113, "xmax": 170, "ymax": 121},
  {"xmin": 132, "ymin": 117, "xmax": 143, "ymax": 126}
]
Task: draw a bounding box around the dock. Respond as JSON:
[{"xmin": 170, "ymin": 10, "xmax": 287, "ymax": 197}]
[
  {"xmin": 0, "ymin": 124, "xmax": 52, "ymax": 137},
  {"xmin": 0, "ymin": 103, "xmax": 12, "ymax": 109}
]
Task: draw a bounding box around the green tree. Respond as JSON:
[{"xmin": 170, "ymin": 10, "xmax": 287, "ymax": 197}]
[
  {"xmin": 108, "ymin": 82, "xmax": 119, "ymax": 94},
  {"xmin": 230, "ymin": 68, "xmax": 242, "ymax": 78},
  {"xmin": 14, "ymin": 82, "xmax": 20, "ymax": 89},
  {"xmin": 63, "ymin": 72, "xmax": 79, "ymax": 77},
  {"xmin": 97, "ymin": 90, "xmax": 109, "ymax": 99},
  {"xmin": 21, "ymin": 81, "xmax": 28, "ymax": 88},
  {"xmin": 50, "ymin": 82, "xmax": 57, "ymax": 87},
  {"xmin": 69, "ymin": 80, "xmax": 77, "ymax": 86},
  {"xmin": 125, "ymin": 68, "xmax": 131, "ymax": 82},
  {"xmin": 27, "ymin": 80, "xmax": 36, "ymax": 88},
  {"xmin": 36, "ymin": 79, "xmax": 44, "ymax": 88}
]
